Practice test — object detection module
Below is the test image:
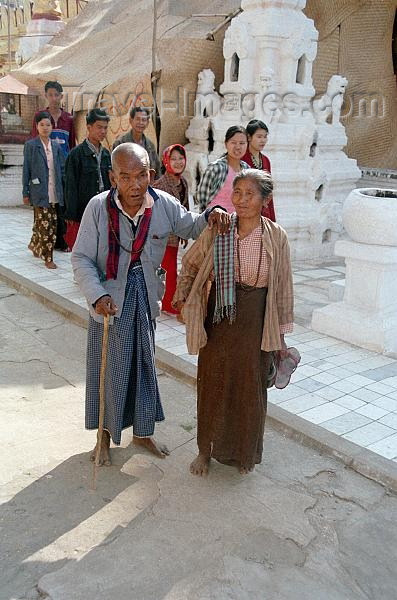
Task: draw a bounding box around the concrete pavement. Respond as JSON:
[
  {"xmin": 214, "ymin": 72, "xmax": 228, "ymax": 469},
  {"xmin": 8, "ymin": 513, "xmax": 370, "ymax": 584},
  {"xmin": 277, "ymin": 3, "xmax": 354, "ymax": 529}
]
[
  {"xmin": 2, "ymin": 207, "xmax": 397, "ymax": 467},
  {"xmin": 1, "ymin": 281, "xmax": 397, "ymax": 600}
]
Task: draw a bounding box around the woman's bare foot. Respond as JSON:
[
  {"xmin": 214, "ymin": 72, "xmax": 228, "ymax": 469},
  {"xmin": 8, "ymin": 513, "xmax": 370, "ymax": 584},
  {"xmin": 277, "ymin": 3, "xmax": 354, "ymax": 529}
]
[
  {"xmin": 239, "ymin": 464, "xmax": 254, "ymax": 475},
  {"xmin": 90, "ymin": 430, "xmax": 111, "ymax": 466},
  {"xmin": 45, "ymin": 261, "xmax": 57, "ymax": 269},
  {"xmin": 133, "ymin": 435, "xmax": 170, "ymax": 458},
  {"xmin": 190, "ymin": 453, "xmax": 210, "ymax": 476},
  {"xmin": 28, "ymin": 244, "xmax": 39, "ymax": 258}
]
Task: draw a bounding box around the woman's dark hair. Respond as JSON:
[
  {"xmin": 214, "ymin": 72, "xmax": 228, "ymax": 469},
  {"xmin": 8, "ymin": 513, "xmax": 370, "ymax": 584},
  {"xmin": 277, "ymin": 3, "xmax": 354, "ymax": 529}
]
[
  {"xmin": 34, "ymin": 111, "xmax": 51, "ymax": 124},
  {"xmin": 224, "ymin": 125, "xmax": 247, "ymax": 143},
  {"xmin": 44, "ymin": 81, "xmax": 63, "ymax": 94},
  {"xmin": 233, "ymin": 168, "xmax": 273, "ymax": 199},
  {"xmin": 246, "ymin": 119, "xmax": 269, "ymax": 137}
]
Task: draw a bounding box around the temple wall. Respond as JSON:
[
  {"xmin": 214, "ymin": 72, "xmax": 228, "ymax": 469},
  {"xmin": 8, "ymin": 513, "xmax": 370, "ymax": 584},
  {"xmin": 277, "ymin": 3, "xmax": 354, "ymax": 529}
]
[{"xmin": 305, "ymin": 0, "xmax": 397, "ymax": 169}]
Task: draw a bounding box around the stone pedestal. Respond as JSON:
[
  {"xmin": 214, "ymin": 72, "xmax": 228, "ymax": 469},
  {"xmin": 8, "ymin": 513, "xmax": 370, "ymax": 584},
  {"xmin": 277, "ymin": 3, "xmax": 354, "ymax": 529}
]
[
  {"xmin": 312, "ymin": 188, "xmax": 397, "ymax": 355},
  {"xmin": 0, "ymin": 144, "xmax": 24, "ymax": 207}
]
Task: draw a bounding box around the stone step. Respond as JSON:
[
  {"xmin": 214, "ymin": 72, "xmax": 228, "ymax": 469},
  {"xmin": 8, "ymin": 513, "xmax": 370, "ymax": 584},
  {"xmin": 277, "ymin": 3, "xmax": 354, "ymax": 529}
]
[{"xmin": 329, "ymin": 279, "xmax": 345, "ymax": 302}]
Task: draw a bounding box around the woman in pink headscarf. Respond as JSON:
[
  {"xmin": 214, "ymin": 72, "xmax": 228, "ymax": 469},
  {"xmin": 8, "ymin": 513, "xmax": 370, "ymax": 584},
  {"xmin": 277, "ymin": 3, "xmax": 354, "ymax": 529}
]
[{"xmin": 154, "ymin": 144, "xmax": 189, "ymax": 314}]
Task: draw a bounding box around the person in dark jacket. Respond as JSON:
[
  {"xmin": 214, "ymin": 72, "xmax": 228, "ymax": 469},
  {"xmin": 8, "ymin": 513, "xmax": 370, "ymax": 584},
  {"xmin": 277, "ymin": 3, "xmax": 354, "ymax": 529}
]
[
  {"xmin": 23, "ymin": 111, "xmax": 65, "ymax": 269},
  {"xmin": 64, "ymin": 109, "xmax": 112, "ymax": 249}
]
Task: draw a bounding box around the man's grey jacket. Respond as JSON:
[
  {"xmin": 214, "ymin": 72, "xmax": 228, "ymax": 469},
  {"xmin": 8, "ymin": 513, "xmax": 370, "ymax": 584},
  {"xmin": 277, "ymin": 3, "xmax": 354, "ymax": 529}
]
[{"xmin": 71, "ymin": 186, "xmax": 210, "ymax": 322}]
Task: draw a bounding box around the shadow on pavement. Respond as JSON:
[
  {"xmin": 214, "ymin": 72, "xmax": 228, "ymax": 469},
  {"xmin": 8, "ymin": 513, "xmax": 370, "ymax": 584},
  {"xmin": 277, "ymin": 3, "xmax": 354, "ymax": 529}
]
[{"xmin": 0, "ymin": 445, "xmax": 141, "ymax": 599}]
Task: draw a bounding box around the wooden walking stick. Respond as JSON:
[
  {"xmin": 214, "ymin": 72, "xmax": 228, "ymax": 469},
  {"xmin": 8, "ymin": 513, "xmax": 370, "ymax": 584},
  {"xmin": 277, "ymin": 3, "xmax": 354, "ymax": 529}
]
[{"xmin": 91, "ymin": 313, "xmax": 110, "ymax": 490}]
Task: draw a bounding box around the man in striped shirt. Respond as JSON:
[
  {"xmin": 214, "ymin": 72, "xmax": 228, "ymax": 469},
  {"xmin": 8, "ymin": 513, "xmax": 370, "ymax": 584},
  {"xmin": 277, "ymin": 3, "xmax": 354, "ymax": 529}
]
[{"xmin": 31, "ymin": 81, "xmax": 76, "ymax": 157}]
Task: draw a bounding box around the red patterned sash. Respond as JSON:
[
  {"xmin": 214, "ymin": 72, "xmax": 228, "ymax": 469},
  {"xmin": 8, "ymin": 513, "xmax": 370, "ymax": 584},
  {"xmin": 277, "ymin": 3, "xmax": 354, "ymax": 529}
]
[{"xmin": 106, "ymin": 189, "xmax": 152, "ymax": 280}]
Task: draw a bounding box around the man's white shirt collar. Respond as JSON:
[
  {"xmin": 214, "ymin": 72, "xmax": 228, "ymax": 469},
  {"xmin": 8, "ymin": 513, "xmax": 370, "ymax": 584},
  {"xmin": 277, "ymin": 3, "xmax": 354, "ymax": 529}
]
[{"xmin": 114, "ymin": 189, "xmax": 154, "ymax": 226}]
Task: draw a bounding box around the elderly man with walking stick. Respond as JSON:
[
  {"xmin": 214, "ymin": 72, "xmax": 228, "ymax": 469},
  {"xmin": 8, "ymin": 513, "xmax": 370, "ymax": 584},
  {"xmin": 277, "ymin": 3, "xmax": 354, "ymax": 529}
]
[{"xmin": 71, "ymin": 142, "xmax": 230, "ymax": 465}]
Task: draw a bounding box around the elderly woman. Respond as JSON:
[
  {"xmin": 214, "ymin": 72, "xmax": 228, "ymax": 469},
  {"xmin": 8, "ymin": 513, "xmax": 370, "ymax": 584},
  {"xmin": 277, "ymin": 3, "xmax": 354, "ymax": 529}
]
[{"xmin": 173, "ymin": 169, "xmax": 293, "ymax": 476}]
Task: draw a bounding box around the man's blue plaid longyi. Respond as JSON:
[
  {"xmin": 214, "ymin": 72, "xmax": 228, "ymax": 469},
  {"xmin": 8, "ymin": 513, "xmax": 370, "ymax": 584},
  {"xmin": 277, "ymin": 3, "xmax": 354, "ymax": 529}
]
[{"xmin": 85, "ymin": 264, "xmax": 164, "ymax": 445}]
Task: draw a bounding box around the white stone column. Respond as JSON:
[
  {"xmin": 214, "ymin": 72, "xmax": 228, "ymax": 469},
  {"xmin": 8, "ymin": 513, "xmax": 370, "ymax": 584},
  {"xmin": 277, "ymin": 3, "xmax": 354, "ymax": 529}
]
[{"xmin": 312, "ymin": 188, "xmax": 397, "ymax": 355}]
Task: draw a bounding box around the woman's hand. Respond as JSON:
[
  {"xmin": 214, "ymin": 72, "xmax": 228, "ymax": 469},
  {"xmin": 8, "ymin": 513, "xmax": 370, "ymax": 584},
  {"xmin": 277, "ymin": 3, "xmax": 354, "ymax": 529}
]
[
  {"xmin": 23, "ymin": 197, "xmax": 30, "ymax": 205},
  {"xmin": 172, "ymin": 300, "xmax": 185, "ymax": 324},
  {"xmin": 277, "ymin": 335, "xmax": 289, "ymax": 360},
  {"xmin": 173, "ymin": 300, "xmax": 184, "ymax": 313},
  {"xmin": 207, "ymin": 208, "xmax": 231, "ymax": 235},
  {"xmin": 95, "ymin": 295, "xmax": 118, "ymax": 316}
]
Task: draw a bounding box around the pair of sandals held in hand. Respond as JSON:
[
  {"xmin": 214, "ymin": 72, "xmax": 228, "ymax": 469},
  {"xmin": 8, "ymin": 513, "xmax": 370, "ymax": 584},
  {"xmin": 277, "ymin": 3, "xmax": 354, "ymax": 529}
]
[{"xmin": 267, "ymin": 347, "xmax": 301, "ymax": 389}]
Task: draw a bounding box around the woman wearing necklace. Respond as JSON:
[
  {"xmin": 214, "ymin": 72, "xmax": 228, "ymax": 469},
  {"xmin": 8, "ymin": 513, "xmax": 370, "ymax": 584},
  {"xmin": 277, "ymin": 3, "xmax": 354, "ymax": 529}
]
[
  {"xmin": 173, "ymin": 169, "xmax": 293, "ymax": 476},
  {"xmin": 154, "ymin": 144, "xmax": 189, "ymax": 314},
  {"xmin": 242, "ymin": 119, "xmax": 276, "ymax": 222}
]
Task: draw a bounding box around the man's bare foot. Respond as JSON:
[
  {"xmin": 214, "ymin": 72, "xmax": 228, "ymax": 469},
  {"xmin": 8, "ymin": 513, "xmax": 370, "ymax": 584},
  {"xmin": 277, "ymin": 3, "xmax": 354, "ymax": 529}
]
[
  {"xmin": 190, "ymin": 453, "xmax": 210, "ymax": 476},
  {"xmin": 133, "ymin": 435, "xmax": 170, "ymax": 458},
  {"xmin": 90, "ymin": 430, "xmax": 111, "ymax": 466},
  {"xmin": 45, "ymin": 261, "xmax": 57, "ymax": 269},
  {"xmin": 239, "ymin": 464, "xmax": 254, "ymax": 475},
  {"xmin": 28, "ymin": 244, "xmax": 39, "ymax": 258}
]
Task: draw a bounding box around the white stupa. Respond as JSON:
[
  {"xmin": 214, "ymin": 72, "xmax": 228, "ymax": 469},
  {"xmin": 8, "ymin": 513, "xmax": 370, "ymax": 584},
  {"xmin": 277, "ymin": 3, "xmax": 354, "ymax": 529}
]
[
  {"xmin": 16, "ymin": 1, "xmax": 65, "ymax": 66},
  {"xmin": 184, "ymin": 0, "xmax": 361, "ymax": 260}
]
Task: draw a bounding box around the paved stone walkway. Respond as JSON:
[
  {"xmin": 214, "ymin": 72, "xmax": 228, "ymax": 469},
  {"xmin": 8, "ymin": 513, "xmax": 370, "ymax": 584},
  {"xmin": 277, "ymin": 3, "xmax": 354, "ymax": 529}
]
[
  {"xmin": 2, "ymin": 282, "xmax": 396, "ymax": 600},
  {"xmin": 2, "ymin": 207, "xmax": 397, "ymax": 463}
]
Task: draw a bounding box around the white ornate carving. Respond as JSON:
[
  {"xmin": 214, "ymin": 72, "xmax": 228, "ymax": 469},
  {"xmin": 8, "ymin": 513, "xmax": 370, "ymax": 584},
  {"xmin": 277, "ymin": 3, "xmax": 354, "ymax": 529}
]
[
  {"xmin": 223, "ymin": 27, "xmax": 235, "ymax": 61},
  {"xmin": 224, "ymin": 21, "xmax": 250, "ymax": 60},
  {"xmin": 196, "ymin": 69, "xmax": 215, "ymax": 95},
  {"xmin": 194, "ymin": 69, "xmax": 221, "ymax": 118},
  {"xmin": 184, "ymin": 0, "xmax": 360, "ymax": 259},
  {"xmin": 259, "ymin": 68, "xmax": 275, "ymax": 91},
  {"xmin": 313, "ymin": 75, "xmax": 348, "ymax": 125}
]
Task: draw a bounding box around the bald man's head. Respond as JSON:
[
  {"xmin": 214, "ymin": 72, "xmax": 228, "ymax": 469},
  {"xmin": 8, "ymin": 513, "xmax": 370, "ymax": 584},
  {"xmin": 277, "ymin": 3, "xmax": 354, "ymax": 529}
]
[
  {"xmin": 111, "ymin": 142, "xmax": 150, "ymax": 171},
  {"xmin": 109, "ymin": 143, "xmax": 153, "ymax": 212}
]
